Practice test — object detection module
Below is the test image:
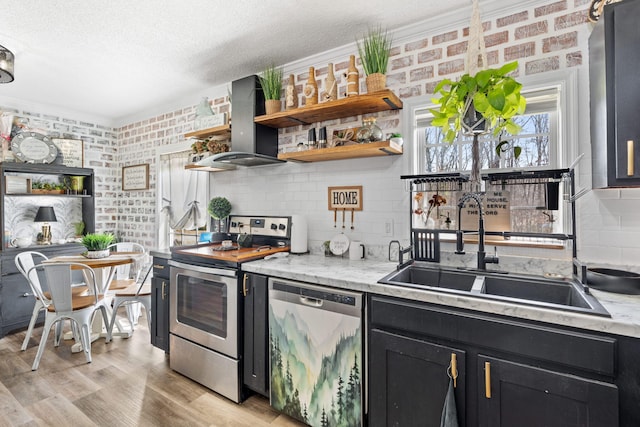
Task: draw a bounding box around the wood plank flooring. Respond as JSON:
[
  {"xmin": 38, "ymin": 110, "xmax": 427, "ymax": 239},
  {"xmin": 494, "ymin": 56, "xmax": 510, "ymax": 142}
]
[{"xmin": 0, "ymin": 314, "xmax": 306, "ymax": 427}]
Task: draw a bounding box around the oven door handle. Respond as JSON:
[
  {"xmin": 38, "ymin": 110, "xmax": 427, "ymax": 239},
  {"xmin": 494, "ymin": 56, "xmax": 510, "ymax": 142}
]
[{"xmin": 168, "ymin": 260, "xmax": 237, "ymax": 278}]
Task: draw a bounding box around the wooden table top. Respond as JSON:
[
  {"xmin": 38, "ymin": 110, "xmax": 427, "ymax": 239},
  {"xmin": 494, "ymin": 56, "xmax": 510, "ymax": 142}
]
[{"xmin": 43, "ymin": 252, "xmax": 141, "ymax": 268}]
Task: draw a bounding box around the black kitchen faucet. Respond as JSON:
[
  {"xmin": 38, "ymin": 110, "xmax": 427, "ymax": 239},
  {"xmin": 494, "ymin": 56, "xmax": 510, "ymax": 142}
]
[{"xmin": 455, "ymin": 192, "xmax": 499, "ymax": 270}]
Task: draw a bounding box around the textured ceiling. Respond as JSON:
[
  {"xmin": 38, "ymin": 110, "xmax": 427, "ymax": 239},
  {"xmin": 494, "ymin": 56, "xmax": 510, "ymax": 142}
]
[{"xmin": 1, "ymin": 0, "xmax": 513, "ymax": 125}]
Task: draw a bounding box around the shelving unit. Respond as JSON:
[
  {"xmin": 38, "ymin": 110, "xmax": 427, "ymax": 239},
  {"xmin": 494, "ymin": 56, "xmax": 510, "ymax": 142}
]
[
  {"xmin": 184, "ymin": 124, "xmax": 231, "ymax": 140},
  {"xmin": 254, "ymin": 89, "xmax": 402, "ymax": 128},
  {"xmin": 278, "ymin": 140, "xmax": 402, "ymax": 162},
  {"xmin": 0, "ymin": 162, "xmax": 96, "ymax": 337}
]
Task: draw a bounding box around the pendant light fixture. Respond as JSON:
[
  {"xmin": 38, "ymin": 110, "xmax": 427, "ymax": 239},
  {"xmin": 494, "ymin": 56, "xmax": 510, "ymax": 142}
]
[{"xmin": 0, "ymin": 44, "xmax": 15, "ymax": 83}]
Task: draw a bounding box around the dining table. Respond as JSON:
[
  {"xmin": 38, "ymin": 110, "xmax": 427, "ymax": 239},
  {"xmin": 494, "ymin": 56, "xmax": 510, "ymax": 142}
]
[{"xmin": 42, "ymin": 252, "xmax": 144, "ymax": 352}]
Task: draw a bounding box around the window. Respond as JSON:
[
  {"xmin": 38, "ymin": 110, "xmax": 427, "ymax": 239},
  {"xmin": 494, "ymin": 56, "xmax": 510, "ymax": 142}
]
[
  {"xmin": 415, "ymin": 87, "xmax": 560, "ymax": 174},
  {"xmin": 156, "ymin": 144, "xmax": 209, "ymax": 249},
  {"xmin": 407, "ymin": 70, "xmax": 579, "ymax": 242}
]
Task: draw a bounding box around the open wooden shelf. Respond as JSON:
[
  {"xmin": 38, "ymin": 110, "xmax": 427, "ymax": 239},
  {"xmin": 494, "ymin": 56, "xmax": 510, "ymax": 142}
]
[
  {"xmin": 184, "ymin": 124, "xmax": 231, "ymax": 139},
  {"xmin": 254, "ymin": 89, "xmax": 403, "ymax": 128},
  {"xmin": 278, "ymin": 140, "xmax": 402, "ymax": 162}
]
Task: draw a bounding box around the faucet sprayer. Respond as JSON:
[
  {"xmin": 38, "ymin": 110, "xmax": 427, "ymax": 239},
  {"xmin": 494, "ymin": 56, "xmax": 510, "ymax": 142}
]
[{"xmin": 456, "ymin": 192, "xmax": 499, "ymax": 270}]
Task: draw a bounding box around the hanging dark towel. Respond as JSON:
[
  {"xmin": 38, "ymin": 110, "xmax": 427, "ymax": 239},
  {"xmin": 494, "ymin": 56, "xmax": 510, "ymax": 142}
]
[{"xmin": 440, "ymin": 377, "xmax": 459, "ymax": 427}]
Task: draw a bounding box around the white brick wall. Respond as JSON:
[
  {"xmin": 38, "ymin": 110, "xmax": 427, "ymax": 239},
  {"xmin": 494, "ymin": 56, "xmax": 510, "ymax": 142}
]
[{"xmin": 5, "ymin": 0, "xmax": 640, "ymax": 271}]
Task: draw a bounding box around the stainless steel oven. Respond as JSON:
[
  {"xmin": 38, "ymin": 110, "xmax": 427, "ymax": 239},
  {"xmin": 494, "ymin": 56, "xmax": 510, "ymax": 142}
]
[{"xmin": 169, "ymin": 260, "xmax": 241, "ymax": 402}]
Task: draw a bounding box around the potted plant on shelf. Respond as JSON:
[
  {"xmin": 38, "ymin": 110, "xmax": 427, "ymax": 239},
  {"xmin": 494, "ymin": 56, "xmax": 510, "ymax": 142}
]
[
  {"xmin": 207, "ymin": 196, "xmax": 232, "ymax": 241},
  {"xmin": 429, "ymin": 60, "xmax": 527, "ymax": 183},
  {"xmin": 81, "ymin": 232, "xmax": 115, "ymax": 259},
  {"xmin": 259, "ymin": 64, "xmax": 284, "ymax": 115},
  {"xmin": 357, "ymin": 26, "xmax": 392, "ymax": 93}
]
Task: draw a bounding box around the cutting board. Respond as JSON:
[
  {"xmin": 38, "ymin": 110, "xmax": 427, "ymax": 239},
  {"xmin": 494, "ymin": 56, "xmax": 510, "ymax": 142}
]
[{"xmin": 174, "ymin": 245, "xmax": 290, "ymax": 263}]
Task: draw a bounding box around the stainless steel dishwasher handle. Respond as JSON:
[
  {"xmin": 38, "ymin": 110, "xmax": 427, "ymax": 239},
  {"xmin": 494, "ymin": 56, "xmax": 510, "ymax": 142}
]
[{"xmin": 300, "ymin": 296, "xmax": 323, "ymax": 307}]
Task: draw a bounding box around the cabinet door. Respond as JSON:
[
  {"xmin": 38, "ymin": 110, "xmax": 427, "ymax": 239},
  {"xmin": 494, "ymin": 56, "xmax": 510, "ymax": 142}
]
[
  {"xmin": 242, "ymin": 272, "xmax": 269, "ymax": 396},
  {"xmin": 369, "ymin": 329, "xmax": 466, "ymax": 427},
  {"xmin": 478, "ymin": 355, "xmax": 618, "ymax": 427},
  {"xmin": 0, "ymin": 273, "xmax": 39, "ymax": 337},
  {"xmin": 151, "ymin": 276, "xmax": 169, "ymax": 352}
]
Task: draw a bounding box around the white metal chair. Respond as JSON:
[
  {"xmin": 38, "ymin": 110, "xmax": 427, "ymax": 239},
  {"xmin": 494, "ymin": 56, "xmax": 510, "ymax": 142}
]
[
  {"xmin": 106, "ymin": 242, "xmax": 146, "ymax": 291},
  {"xmin": 106, "ymin": 263, "xmax": 153, "ymax": 342},
  {"xmin": 27, "ymin": 262, "xmax": 110, "ymax": 370},
  {"xmin": 14, "ymin": 251, "xmax": 88, "ymax": 351},
  {"xmin": 106, "ymin": 242, "xmax": 146, "ymax": 328}
]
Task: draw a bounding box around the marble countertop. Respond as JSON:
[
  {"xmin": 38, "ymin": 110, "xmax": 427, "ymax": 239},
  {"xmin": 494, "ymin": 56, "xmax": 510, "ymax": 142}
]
[{"xmin": 243, "ymin": 253, "xmax": 640, "ymax": 339}]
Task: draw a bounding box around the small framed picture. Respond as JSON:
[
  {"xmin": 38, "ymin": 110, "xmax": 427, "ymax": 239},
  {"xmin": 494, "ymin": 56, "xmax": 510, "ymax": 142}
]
[
  {"xmin": 52, "ymin": 138, "xmax": 84, "ymax": 167},
  {"xmin": 122, "ymin": 164, "xmax": 149, "ymax": 191},
  {"xmin": 5, "ymin": 176, "xmax": 31, "ymax": 194}
]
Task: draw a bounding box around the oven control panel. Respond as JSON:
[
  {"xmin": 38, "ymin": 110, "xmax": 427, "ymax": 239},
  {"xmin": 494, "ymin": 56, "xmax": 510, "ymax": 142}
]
[{"xmin": 228, "ymin": 215, "xmax": 291, "ymax": 238}]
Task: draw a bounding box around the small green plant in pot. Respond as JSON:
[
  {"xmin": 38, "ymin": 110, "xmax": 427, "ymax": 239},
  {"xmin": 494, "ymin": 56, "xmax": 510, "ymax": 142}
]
[
  {"xmin": 207, "ymin": 196, "xmax": 232, "ymax": 241},
  {"xmin": 357, "ymin": 26, "xmax": 392, "ymax": 93},
  {"xmin": 259, "ymin": 64, "xmax": 284, "ymax": 115},
  {"xmin": 82, "ymin": 232, "xmax": 115, "ymax": 259}
]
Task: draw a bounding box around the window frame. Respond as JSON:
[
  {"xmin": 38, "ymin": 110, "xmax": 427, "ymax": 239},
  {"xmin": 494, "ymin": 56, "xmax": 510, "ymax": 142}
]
[{"xmin": 402, "ymin": 69, "xmax": 580, "ymax": 244}]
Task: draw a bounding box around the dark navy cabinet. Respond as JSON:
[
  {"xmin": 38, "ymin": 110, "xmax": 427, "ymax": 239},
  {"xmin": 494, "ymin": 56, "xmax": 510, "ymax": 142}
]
[
  {"xmin": 150, "ymin": 255, "xmax": 170, "ymax": 352},
  {"xmin": 368, "ymin": 295, "xmax": 629, "ymax": 426},
  {"xmin": 242, "ymin": 272, "xmax": 269, "ymax": 397}
]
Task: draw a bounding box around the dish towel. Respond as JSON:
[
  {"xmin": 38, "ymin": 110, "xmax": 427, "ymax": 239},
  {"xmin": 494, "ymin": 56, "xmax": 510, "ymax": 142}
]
[{"xmin": 440, "ymin": 377, "xmax": 459, "ymax": 427}]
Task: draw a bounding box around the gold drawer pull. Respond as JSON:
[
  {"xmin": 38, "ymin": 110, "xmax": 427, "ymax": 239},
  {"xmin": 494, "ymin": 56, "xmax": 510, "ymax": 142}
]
[
  {"xmin": 485, "ymin": 361, "xmax": 491, "ymax": 399},
  {"xmin": 153, "ymin": 264, "xmax": 165, "ymax": 270},
  {"xmin": 628, "ymin": 140, "xmax": 635, "ymax": 176}
]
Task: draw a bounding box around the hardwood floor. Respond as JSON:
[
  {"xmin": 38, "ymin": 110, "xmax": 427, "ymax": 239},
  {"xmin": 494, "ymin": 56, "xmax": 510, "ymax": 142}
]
[{"xmin": 0, "ymin": 315, "xmax": 306, "ymax": 427}]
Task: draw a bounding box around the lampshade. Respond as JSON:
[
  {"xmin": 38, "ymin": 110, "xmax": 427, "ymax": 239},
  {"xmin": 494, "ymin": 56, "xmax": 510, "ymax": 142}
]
[
  {"xmin": 0, "ymin": 44, "xmax": 14, "ymax": 83},
  {"xmin": 34, "ymin": 206, "xmax": 57, "ymax": 223}
]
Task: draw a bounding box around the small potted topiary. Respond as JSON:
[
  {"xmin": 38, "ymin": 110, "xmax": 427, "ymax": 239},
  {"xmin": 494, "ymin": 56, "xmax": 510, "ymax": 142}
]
[
  {"xmin": 81, "ymin": 232, "xmax": 115, "ymax": 258},
  {"xmin": 207, "ymin": 196, "xmax": 232, "ymax": 242}
]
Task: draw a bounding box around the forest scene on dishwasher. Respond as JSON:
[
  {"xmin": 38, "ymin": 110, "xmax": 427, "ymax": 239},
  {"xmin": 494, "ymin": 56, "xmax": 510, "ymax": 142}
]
[{"xmin": 269, "ymin": 301, "xmax": 362, "ymax": 427}]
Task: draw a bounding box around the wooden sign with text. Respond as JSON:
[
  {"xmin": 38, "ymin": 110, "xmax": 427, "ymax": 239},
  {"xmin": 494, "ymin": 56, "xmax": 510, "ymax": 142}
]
[
  {"xmin": 328, "ymin": 186, "xmax": 363, "ymax": 211},
  {"xmin": 460, "ymin": 191, "xmax": 511, "ymax": 232}
]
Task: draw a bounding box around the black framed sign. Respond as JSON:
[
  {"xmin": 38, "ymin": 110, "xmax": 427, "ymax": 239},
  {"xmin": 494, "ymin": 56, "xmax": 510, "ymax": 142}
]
[{"xmin": 122, "ymin": 163, "xmax": 149, "ymax": 191}]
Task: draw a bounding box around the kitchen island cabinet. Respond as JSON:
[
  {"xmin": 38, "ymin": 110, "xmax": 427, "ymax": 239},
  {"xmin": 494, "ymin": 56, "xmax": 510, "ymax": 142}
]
[
  {"xmin": 242, "ymin": 272, "xmax": 269, "ymax": 397},
  {"xmin": 150, "ymin": 254, "xmax": 170, "ymax": 352}
]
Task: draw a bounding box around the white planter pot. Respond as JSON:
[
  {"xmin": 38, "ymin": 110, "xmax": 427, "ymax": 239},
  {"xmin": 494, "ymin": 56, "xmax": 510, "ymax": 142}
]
[{"xmin": 84, "ymin": 249, "xmax": 110, "ymax": 259}]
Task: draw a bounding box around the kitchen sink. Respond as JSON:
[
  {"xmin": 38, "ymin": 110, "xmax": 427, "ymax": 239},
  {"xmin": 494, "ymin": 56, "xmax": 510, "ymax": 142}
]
[
  {"xmin": 379, "ymin": 264, "xmax": 610, "ymax": 317},
  {"xmin": 383, "ymin": 265, "xmax": 478, "ymax": 292}
]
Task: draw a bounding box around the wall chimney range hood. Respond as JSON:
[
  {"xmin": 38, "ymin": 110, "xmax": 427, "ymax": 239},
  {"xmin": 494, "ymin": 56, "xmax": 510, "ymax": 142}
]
[{"xmin": 196, "ymin": 75, "xmax": 283, "ymax": 169}]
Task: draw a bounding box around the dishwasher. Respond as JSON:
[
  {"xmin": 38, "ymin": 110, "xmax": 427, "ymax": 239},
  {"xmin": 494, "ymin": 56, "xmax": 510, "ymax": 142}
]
[{"xmin": 268, "ymin": 277, "xmax": 363, "ymax": 427}]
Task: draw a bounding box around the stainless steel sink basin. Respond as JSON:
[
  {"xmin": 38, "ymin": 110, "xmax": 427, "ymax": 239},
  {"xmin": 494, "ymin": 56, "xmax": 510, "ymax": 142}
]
[{"xmin": 379, "ymin": 264, "xmax": 610, "ymax": 317}]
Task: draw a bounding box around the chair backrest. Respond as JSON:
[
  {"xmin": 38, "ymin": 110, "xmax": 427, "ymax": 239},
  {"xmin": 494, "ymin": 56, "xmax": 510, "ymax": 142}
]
[
  {"xmin": 15, "ymin": 251, "xmax": 49, "ymax": 297},
  {"xmin": 27, "ymin": 263, "xmax": 99, "ymax": 312},
  {"xmin": 107, "ymin": 242, "xmax": 146, "ymax": 279}
]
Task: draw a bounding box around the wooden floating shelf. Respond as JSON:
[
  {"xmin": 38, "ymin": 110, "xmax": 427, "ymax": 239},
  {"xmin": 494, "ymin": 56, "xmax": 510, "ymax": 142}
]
[
  {"xmin": 184, "ymin": 124, "xmax": 231, "ymax": 139},
  {"xmin": 278, "ymin": 140, "xmax": 402, "ymax": 162},
  {"xmin": 255, "ymin": 90, "xmax": 403, "ymax": 129}
]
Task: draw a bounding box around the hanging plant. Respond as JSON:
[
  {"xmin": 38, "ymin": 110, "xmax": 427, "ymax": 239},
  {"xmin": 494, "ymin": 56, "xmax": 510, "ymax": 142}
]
[{"xmin": 429, "ymin": 61, "xmax": 527, "ymax": 157}]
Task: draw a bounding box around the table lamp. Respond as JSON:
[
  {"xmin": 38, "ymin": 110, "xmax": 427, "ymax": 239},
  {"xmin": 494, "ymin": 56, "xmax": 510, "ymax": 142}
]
[{"xmin": 34, "ymin": 206, "xmax": 57, "ymax": 245}]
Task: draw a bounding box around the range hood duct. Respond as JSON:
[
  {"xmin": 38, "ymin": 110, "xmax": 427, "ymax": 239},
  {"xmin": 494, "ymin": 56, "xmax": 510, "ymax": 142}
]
[{"xmin": 198, "ymin": 75, "xmax": 283, "ymax": 168}]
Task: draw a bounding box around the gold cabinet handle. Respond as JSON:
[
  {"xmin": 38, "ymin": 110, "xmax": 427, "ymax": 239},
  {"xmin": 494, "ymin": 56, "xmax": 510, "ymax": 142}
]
[
  {"xmin": 153, "ymin": 264, "xmax": 165, "ymax": 270},
  {"xmin": 485, "ymin": 361, "xmax": 491, "ymax": 399},
  {"xmin": 242, "ymin": 274, "xmax": 248, "ymax": 297},
  {"xmin": 161, "ymin": 281, "xmax": 166, "ymax": 300},
  {"xmin": 450, "ymin": 353, "xmax": 458, "ymax": 388},
  {"xmin": 628, "ymin": 140, "xmax": 635, "ymax": 176}
]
